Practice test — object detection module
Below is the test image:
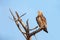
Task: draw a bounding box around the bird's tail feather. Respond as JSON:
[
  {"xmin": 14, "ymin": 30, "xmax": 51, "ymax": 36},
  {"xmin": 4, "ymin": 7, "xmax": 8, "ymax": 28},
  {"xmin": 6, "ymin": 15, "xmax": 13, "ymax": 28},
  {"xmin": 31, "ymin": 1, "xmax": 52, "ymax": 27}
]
[{"xmin": 43, "ymin": 28, "xmax": 48, "ymax": 33}]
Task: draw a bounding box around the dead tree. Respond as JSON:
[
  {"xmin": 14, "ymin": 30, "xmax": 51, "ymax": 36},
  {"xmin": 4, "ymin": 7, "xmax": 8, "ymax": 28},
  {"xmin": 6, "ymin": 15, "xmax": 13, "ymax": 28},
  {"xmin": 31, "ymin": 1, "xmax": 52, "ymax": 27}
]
[{"xmin": 9, "ymin": 9, "xmax": 43, "ymax": 40}]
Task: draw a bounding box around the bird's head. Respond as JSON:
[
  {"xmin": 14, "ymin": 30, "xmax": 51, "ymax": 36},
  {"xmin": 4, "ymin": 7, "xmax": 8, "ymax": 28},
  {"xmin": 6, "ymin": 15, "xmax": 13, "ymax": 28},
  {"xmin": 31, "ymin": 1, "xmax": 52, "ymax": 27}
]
[{"xmin": 38, "ymin": 11, "xmax": 43, "ymax": 16}]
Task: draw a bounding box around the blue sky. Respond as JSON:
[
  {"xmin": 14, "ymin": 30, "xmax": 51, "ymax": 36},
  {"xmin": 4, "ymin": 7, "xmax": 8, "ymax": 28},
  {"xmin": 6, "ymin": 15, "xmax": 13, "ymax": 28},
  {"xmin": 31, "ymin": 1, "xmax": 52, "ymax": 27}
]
[{"xmin": 0, "ymin": 0, "xmax": 60, "ymax": 40}]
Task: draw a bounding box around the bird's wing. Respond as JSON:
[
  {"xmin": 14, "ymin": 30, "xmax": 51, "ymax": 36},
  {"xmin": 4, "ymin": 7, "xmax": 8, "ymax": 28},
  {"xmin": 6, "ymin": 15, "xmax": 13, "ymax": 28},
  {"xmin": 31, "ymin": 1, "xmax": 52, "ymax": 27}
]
[
  {"xmin": 36, "ymin": 16, "xmax": 42, "ymax": 27},
  {"xmin": 36, "ymin": 17, "xmax": 39, "ymax": 25},
  {"xmin": 42, "ymin": 16, "xmax": 47, "ymax": 25}
]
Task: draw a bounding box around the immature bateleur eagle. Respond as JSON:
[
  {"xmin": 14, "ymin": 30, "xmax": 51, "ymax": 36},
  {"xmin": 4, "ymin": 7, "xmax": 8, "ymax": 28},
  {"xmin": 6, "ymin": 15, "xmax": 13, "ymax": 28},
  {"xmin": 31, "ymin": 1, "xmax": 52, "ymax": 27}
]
[{"xmin": 36, "ymin": 11, "xmax": 48, "ymax": 33}]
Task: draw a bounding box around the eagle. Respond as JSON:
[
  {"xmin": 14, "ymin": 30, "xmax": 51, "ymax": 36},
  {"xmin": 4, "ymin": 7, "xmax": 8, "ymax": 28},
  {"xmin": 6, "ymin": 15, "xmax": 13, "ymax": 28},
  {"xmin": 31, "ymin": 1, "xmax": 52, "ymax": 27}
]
[{"xmin": 36, "ymin": 11, "xmax": 48, "ymax": 33}]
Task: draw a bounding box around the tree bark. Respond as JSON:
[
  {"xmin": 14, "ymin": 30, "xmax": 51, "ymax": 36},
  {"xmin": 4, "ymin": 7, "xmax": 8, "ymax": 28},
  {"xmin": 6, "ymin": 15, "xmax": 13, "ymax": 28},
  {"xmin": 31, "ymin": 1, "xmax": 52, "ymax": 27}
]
[{"xmin": 27, "ymin": 36, "xmax": 31, "ymax": 40}]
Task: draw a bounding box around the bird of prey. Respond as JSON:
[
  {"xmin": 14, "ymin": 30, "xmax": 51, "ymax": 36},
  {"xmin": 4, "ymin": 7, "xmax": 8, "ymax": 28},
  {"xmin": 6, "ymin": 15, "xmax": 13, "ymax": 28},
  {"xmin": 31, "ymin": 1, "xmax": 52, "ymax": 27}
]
[{"xmin": 36, "ymin": 11, "xmax": 48, "ymax": 33}]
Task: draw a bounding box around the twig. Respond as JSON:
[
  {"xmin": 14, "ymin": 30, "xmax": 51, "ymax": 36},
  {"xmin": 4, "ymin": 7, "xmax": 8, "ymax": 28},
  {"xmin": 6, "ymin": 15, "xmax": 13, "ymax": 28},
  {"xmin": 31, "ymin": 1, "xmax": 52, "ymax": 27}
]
[
  {"xmin": 29, "ymin": 26, "xmax": 38, "ymax": 31},
  {"xmin": 26, "ymin": 19, "xmax": 29, "ymax": 30},
  {"xmin": 26, "ymin": 19, "xmax": 29, "ymax": 36},
  {"xmin": 20, "ymin": 13, "xmax": 27, "ymax": 17}
]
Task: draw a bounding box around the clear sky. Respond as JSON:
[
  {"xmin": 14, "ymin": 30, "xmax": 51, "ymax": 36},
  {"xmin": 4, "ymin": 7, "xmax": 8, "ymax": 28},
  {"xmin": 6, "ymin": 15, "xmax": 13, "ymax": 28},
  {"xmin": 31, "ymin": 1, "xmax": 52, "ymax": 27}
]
[{"xmin": 0, "ymin": 0, "xmax": 60, "ymax": 40}]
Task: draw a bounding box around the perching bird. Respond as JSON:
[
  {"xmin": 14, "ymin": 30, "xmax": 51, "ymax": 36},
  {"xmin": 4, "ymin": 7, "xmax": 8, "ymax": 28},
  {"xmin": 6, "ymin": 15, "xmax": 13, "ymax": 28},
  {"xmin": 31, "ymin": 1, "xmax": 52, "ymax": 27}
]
[{"xmin": 36, "ymin": 11, "xmax": 48, "ymax": 33}]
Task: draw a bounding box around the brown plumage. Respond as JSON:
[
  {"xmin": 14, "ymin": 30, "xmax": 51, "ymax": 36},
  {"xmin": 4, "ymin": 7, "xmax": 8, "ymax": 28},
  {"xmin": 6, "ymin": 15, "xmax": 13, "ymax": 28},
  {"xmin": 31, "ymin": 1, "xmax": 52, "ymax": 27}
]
[{"xmin": 36, "ymin": 11, "xmax": 48, "ymax": 33}]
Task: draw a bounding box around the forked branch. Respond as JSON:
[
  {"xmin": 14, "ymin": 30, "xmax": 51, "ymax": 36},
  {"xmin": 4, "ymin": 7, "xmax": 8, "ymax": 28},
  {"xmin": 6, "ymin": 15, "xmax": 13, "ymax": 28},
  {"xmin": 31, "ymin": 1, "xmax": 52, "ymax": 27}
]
[
  {"xmin": 9, "ymin": 9, "xmax": 27, "ymax": 38},
  {"xmin": 15, "ymin": 11, "xmax": 27, "ymax": 32}
]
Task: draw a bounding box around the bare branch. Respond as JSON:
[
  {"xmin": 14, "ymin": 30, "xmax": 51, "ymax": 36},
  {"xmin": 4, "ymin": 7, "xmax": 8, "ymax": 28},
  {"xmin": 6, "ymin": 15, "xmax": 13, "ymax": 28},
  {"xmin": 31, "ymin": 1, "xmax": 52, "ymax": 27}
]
[
  {"xmin": 29, "ymin": 26, "xmax": 38, "ymax": 31},
  {"xmin": 15, "ymin": 11, "xmax": 27, "ymax": 32},
  {"xmin": 9, "ymin": 9, "xmax": 27, "ymax": 38},
  {"xmin": 9, "ymin": 9, "xmax": 16, "ymax": 20},
  {"xmin": 20, "ymin": 13, "xmax": 27, "ymax": 17},
  {"xmin": 30, "ymin": 28, "xmax": 42, "ymax": 37},
  {"xmin": 26, "ymin": 19, "xmax": 29, "ymax": 30},
  {"xmin": 15, "ymin": 20, "xmax": 27, "ymax": 38},
  {"xmin": 26, "ymin": 19, "xmax": 29, "ymax": 35},
  {"xmin": 16, "ymin": 20, "xmax": 27, "ymax": 38}
]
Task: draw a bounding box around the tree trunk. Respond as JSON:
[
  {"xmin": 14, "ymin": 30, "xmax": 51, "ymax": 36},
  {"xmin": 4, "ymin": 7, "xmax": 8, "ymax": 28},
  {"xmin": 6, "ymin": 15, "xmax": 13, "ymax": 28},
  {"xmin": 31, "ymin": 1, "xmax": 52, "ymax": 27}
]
[{"xmin": 27, "ymin": 36, "xmax": 31, "ymax": 40}]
